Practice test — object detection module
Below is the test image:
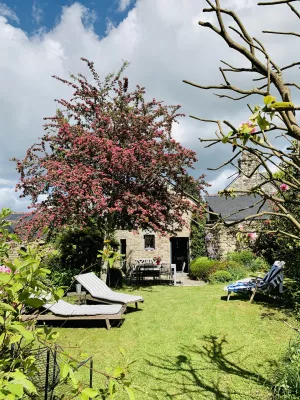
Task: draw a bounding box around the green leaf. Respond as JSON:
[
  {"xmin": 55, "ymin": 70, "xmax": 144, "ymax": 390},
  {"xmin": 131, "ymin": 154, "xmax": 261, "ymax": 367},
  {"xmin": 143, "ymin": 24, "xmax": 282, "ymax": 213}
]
[
  {"xmin": 0, "ymin": 274, "xmax": 12, "ymax": 284},
  {"xmin": 81, "ymin": 387, "xmax": 99, "ymax": 399},
  {"xmin": 264, "ymin": 95, "xmax": 276, "ymax": 105},
  {"xmin": 10, "ymin": 323, "xmax": 34, "ymax": 341},
  {"xmin": 268, "ymin": 101, "xmax": 294, "ymax": 110},
  {"xmin": 24, "ymin": 298, "xmax": 44, "ymax": 308},
  {"xmin": 124, "ymin": 386, "xmax": 135, "ymax": 400},
  {"xmin": 113, "ymin": 366, "xmax": 124, "ymax": 378},
  {"xmin": 109, "ymin": 380, "xmax": 116, "ymax": 396},
  {"xmin": 221, "ymin": 136, "xmax": 228, "ymax": 144},
  {"xmin": 119, "ymin": 346, "xmax": 126, "ymax": 357},
  {"xmin": 257, "ymin": 115, "xmax": 270, "ymax": 132},
  {"xmin": 54, "ymin": 288, "xmax": 65, "ymax": 300},
  {"xmin": 0, "ymin": 302, "xmax": 16, "ymax": 313},
  {"xmin": 60, "ymin": 364, "xmax": 71, "ymax": 380},
  {"xmin": 4, "ymin": 383, "xmax": 23, "ymax": 398}
]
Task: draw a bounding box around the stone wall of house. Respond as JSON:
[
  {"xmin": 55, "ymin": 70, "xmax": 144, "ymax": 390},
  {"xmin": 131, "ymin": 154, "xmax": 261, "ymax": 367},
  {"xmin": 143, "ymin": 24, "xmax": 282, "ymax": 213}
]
[
  {"xmin": 205, "ymin": 225, "xmax": 238, "ymax": 259},
  {"xmin": 205, "ymin": 221, "xmax": 262, "ymax": 259},
  {"xmin": 228, "ymin": 153, "xmax": 275, "ymax": 195},
  {"xmin": 115, "ymin": 227, "xmax": 191, "ymax": 266}
]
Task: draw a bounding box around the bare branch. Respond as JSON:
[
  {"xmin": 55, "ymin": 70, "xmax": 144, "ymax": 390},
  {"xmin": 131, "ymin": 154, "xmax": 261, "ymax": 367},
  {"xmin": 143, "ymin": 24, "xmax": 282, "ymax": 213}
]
[
  {"xmin": 281, "ymin": 61, "xmax": 300, "ymax": 71},
  {"xmin": 183, "ymin": 79, "xmax": 268, "ymax": 96},
  {"xmin": 263, "ymin": 30, "xmax": 300, "ymax": 38},
  {"xmin": 207, "ymin": 151, "xmax": 241, "ymax": 171},
  {"xmin": 288, "ymin": 2, "xmax": 300, "ymax": 18},
  {"xmin": 285, "ymin": 82, "xmax": 300, "ymax": 90},
  {"xmin": 258, "ymin": 0, "xmax": 298, "ymax": 5},
  {"xmin": 219, "ymin": 67, "xmax": 230, "ymax": 85}
]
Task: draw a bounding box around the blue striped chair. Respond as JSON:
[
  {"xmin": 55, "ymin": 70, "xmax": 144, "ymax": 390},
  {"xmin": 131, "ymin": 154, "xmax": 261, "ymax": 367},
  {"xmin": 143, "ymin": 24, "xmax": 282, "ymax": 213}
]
[{"xmin": 225, "ymin": 261, "xmax": 285, "ymax": 302}]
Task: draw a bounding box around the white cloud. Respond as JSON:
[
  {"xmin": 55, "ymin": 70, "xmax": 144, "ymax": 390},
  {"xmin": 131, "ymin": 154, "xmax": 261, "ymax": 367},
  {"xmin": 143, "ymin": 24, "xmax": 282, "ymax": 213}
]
[
  {"xmin": 0, "ymin": 2, "xmax": 19, "ymax": 23},
  {"xmin": 105, "ymin": 17, "xmax": 115, "ymax": 35},
  {"xmin": 0, "ymin": 0, "xmax": 298, "ymax": 211},
  {"xmin": 207, "ymin": 169, "xmax": 236, "ymax": 194},
  {"xmin": 0, "ymin": 188, "xmax": 31, "ymax": 211},
  {"xmin": 118, "ymin": 0, "xmax": 131, "ymax": 13},
  {"xmin": 32, "ymin": 1, "xmax": 43, "ymax": 25}
]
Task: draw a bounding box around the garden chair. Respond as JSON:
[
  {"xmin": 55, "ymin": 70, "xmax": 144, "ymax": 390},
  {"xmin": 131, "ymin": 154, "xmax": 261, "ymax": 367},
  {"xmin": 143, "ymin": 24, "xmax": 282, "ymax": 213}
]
[
  {"xmin": 175, "ymin": 261, "xmax": 186, "ymax": 285},
  {"xmin": 75, "ymin": 272, "xmax": 144, "ymax": 309},
  {"xmin": 21, "ymin": 300, "xmax": 126, "ymax": 330},
  {"xmin": 225, "ymin": 261, "xmax": 285, "ymax": 302},
  {"xmin": 159, "ymin": 262, "xmax": 172, "ymax": 283}
]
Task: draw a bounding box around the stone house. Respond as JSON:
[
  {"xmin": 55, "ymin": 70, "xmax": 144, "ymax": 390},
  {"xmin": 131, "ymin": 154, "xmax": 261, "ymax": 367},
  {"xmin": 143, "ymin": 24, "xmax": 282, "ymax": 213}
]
[
  {"xmin": 115, "ymin": 215, "xmax": 192, "ymax": 272},
  {"xmin": 204, "ymin": 153, "xmax": 274, "ymax": 259}
]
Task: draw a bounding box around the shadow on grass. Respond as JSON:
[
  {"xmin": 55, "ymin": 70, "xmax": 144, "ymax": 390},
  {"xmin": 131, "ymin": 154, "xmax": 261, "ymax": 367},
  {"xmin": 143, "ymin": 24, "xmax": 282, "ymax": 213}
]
[
  {"xmin": 36, "ymin": 318, "xmax": 125, "ymax": 329},
  {"xmin": 145, "ymin": 335, "xmax": 275, "ymax": 399}
]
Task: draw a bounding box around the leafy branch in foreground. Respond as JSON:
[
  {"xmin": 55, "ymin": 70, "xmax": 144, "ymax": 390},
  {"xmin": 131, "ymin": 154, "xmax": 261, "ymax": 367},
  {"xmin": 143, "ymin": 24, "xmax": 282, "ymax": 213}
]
[{"xmin": 184, "ymin": 0, "xmax": 300, "ymax": 241}]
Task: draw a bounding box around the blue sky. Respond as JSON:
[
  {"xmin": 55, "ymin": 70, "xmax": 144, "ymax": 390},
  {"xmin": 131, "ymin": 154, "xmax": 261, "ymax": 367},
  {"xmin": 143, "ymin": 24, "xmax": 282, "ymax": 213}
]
[{"xmin": 1, "ymin": 0, "xmax": 134, "ymax": 36}]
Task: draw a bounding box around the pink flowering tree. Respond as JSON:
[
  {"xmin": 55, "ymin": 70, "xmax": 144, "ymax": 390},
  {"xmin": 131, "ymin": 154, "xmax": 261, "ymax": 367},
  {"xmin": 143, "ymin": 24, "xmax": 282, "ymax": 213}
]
[
  {"xmin": 13, "ymin": 59, "xmax": 206, "ymax": 240},
  {"xmin": 184, "ymin": 0, "xmax": 300, "ymax": 241}
]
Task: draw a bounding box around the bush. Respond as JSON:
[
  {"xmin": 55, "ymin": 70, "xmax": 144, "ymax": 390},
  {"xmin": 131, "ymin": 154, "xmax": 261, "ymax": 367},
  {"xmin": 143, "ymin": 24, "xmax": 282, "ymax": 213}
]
[
  {"xmin": 190, "ymin": 257, "xmax": 217, "ymax": 281},
  {"xmin": 272, "ymin": 335, "xmax": 300, "ymax": 399},
  {"xmin": 225, "ymin": 261, "xmax": 248, "ymax": 280},
  {"xmin": 226, "ymin": 251, "xmax": 268, "ymax": 272},
  {"xmin": 209, "ymin": 270, "xmax": 232, "ymax": 283}
]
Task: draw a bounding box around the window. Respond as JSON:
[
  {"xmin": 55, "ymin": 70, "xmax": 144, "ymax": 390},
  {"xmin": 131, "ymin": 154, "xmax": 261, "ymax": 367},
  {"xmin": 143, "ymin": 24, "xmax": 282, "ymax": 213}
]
[{"xmin": 144, "ymin": 234, "xmax": 155, "ymax": 250}]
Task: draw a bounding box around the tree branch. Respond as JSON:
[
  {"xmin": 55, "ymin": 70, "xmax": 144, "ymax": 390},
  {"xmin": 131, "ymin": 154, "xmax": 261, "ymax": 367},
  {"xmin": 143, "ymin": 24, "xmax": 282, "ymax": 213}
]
[{"xmin": 263, "ymin": 30, "xmax": 300, "ymax": 37}]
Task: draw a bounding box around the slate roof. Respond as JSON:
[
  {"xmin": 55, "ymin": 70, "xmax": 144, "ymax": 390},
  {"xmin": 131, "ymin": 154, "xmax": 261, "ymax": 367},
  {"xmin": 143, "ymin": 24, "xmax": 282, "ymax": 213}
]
[
  {"xmin": 2, "ymin": 213, "xmax": 27, "ymax": 233},
  {"xmin": 205, "ymin": 194, "xmax": 270, "ymax": 221}
]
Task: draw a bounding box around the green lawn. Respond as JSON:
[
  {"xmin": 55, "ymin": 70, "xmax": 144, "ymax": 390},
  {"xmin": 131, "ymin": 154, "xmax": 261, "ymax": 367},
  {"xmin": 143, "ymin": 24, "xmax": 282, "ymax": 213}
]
[{"xmin": 57, "ymin": 284, "xmax": 296, "ymax": 399}]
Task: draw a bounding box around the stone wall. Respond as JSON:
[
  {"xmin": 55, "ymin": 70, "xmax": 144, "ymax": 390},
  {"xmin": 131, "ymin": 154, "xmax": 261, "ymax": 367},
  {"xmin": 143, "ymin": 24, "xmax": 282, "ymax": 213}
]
[
  {"xmin": 205, "ymin": 225, "xmax": 239, "ymax": 259},
  {"xmin": 205, "ymin": 221, "xmax": 262, "ymax": 259},
  {"xmin": 115, "ymin": 226, "xmax": 191, "ymax": 267},
  {"xmin": 227, "ymin": 153, "xmax": 275, "ymax": 195}
]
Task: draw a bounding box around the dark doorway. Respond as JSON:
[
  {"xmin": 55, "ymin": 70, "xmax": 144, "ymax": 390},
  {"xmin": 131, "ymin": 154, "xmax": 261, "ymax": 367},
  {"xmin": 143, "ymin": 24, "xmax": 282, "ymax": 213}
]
[
  {"xmin": 120, "ymin": 239, "xmax": 127, "ymax": 269},
  {"xmin": 170, "ymin": 237, "xmax": 189, "ymax": 272}
]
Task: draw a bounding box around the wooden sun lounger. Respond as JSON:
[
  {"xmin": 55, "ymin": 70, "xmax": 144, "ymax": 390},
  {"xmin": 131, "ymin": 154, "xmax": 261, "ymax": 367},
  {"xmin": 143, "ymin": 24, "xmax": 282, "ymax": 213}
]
[
  {"xmin": 76, "ymin": 272, "xmax": 144, "ymax": 309},
  {"xmin": 21, "ymin": 301, "xmax": 126, "ymax": 330}
]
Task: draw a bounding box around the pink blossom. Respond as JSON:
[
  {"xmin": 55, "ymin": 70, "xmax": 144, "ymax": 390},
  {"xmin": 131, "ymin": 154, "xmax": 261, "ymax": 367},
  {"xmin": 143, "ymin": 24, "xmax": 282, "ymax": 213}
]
[
  {"xmin": 0, "ymin": 265, "xmax": 12, "ymax": 274},
  {"xmin": 280, "ymin": 183, "xmax": 289, "ymax": 192},
  {"xmin": 239, "ymin": 121, "xmax": 256, "ymax": 134},
  {"xmin": 238, "ymin": 224, "xmax": 244, "ymax": 231},
  {"xmin": 247, "ymin": 232, "xmax": 257, "ymax": 241}
]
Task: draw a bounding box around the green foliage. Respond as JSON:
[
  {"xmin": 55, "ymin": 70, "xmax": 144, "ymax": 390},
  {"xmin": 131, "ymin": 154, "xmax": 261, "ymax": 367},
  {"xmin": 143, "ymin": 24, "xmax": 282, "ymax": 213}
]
[
  {"xmin": 0, "ymin": 209, "xmax": 62, "ymax": 399},
  {"xmin": 57, "ymin": 227, "xmax": 104, "ymax": 270},
  {"xmin": 209, "ymin": 270, "xmax": 232, "ymax": 283},
  {"xmin": 190, "ymin": 257, "xmax": 218, "ymax": 282},
  {"xmin": 226, "ymin": 251, "xmax": 267, "ymax": 272},
  {"xmin": 190, "ymin": 212, "xmax": 206, "ymax": 260},
  {"xmin": 272, "ymin": 335, "xmax": 300, "ymax": 400},
  {"xmin": 0, "ymin": 209, "xmax": 135, "ymax": 399},
  {"xmin": 224, "ymin": 261, "xmax": 247, "ymax": 280},
  {"xmin": 42, "ymin": 227, "xmax": 105, "ymax": 289}
]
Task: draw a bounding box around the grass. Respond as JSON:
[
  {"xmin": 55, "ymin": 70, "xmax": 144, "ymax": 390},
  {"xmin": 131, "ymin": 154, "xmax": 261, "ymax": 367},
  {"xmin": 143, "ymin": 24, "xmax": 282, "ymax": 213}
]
[{"xmin": 55, "ymin": 284, "xmax": 297, "ymax": 399}]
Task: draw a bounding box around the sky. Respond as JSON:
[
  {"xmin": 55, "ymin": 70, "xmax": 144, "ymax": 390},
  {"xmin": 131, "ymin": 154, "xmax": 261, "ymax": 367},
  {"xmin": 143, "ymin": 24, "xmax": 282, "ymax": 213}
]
[{"xmin": 0, "ymin": 0, "xmax": 299, "ymax": 211}]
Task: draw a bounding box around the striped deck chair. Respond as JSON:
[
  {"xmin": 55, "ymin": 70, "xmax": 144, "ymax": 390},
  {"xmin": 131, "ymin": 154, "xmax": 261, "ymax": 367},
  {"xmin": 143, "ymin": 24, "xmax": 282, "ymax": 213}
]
[
  {"xmin": 225, "ymin": 261, "xmax": 285, "ymax": 302},
  {"xmin": 76, "ymin": 272, "xmax": 144, "ymax": 309}
]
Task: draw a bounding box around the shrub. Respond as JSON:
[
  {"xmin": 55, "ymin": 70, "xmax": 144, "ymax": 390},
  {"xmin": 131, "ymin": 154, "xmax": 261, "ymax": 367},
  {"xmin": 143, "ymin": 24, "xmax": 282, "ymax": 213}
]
[
  {"xmin": 225, "ymin": 261, "xmax": 248, "ymax": 280},
  {"xmin": 272, "ymin": 335, "xmax": 300, "ymax": 399},
  {"xmin": 209, "ymin": 270, "xmax": 232, "ymax": 283},
  {"xmin": 226, "ymin": 251, "xmax": 268, "ymax": 272},
  {"xmin": 190, "ymin": 257, "xmax": 216, "ymax": 281}
]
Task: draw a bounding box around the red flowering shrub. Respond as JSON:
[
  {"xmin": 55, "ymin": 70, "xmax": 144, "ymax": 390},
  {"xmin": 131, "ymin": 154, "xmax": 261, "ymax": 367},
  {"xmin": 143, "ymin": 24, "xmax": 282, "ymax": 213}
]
[{"xmin": 13, "ymin": 59, "xmax": 206, "ymax": 238}]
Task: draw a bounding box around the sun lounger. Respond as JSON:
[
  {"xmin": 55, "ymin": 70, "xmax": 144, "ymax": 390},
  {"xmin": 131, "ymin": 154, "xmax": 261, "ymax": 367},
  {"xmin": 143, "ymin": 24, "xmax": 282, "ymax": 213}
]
[
  {"xmin": 21, "ymin": 300, "xmax": 126, "ymax": 329},
  {"xmin": 76, "ymin": 272, "xmax": 144, "ymax": 308},
  {"xmin": 224, "ymin": 261, "xmax": 285, "ymax": 302}
]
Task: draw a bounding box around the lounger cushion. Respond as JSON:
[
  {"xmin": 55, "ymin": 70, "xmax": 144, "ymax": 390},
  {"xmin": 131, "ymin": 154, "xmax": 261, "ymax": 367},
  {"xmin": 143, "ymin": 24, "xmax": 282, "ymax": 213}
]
[
  {"xmin": 43, "ymin": 300, "xmax": 123, "ymax": 316},
  {"xmin": 76, "ymin": 272, "xmax": 144, "ymax": 304}
]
